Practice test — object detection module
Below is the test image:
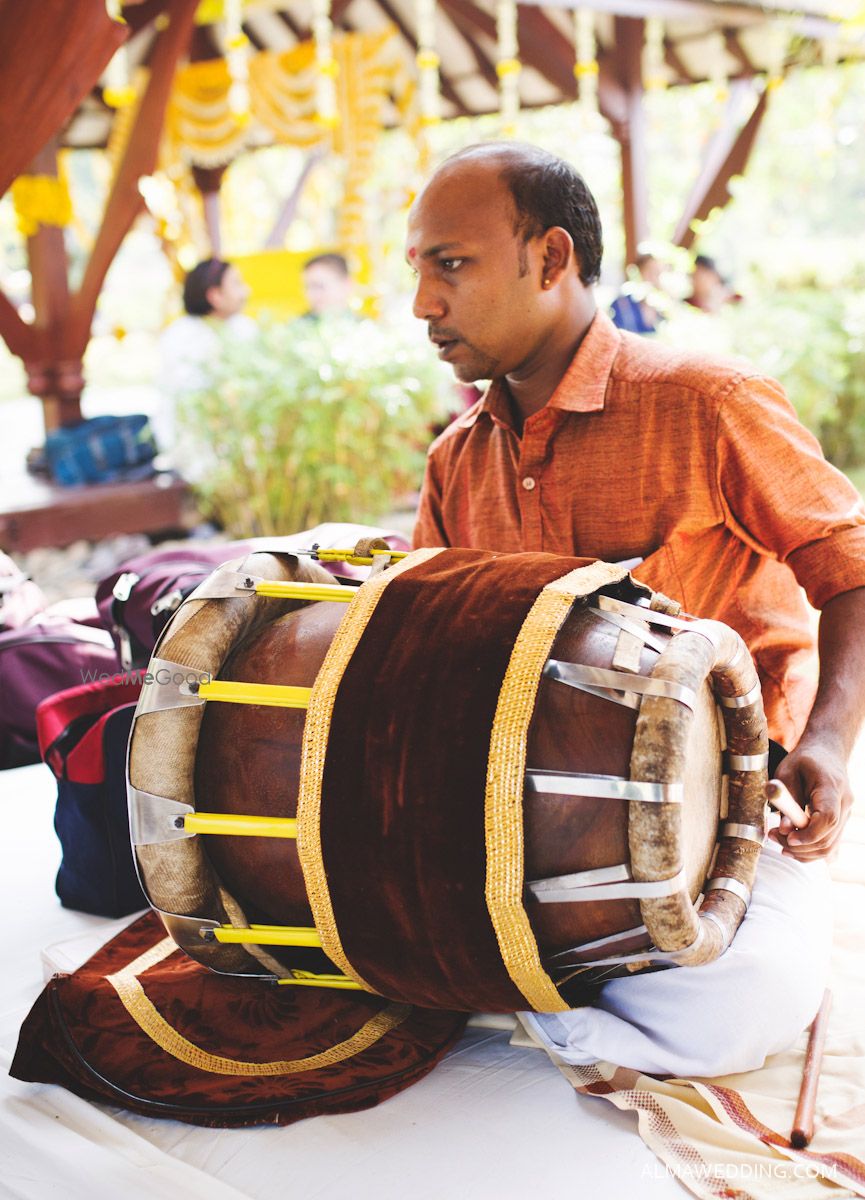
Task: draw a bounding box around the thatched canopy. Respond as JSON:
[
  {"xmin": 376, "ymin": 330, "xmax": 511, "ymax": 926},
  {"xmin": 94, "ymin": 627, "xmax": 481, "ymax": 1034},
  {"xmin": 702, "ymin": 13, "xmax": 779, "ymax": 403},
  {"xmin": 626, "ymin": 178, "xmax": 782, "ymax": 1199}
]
[{"xmin": 62, "ymin": 0, "xmax": 864, "ymax": 146}]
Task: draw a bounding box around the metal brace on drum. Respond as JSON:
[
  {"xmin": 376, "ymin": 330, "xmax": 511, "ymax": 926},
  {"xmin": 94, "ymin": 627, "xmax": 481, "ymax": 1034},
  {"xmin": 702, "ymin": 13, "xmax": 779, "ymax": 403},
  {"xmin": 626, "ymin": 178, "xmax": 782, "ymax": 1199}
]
[
  {"xmin": 544, "ymin": 921, "xmax": 714, "ymax": 973},
  {"xmin": 528, "ymin": 864, "xmax": 687, "ymax": 904},
  {"xmin": 705, "ymin": 875, "xmax": 752, "ymax": 906},
  {"xmin": 595, "ymin": 595, "xmax": 747, "ymax": 672},
  {"xmin": 134, "ymin": 657, "xmax": 211, "ymax": 715},
  {"xmin": 726, "ymin": 752, "xmax": 770, "ymax": 772},
  {"xmin": 182, "ymin": 568, "xmax": 265, "ymax": 601},
  {"xmin": 151, "ymin": 911, "xmax": 274, "ymax": 978},
  {"xmin": 546, "ymin": 924, "xmax": 649, "ymax": 963},
  {"xmin": 128, "ymin": 787, "xmax": 196, "ymax": 846},
  {"xmin": 149, "ymin": 911, "xmax": 358, "ymax": 988},
  {"xmin": 526, "ymin": 769, "xmax": 683, "ymax": 804},
  {"xmin": 588, "ymin": 606, "xmax": 668, "ymax": 654},
  {"xmin": 544, "ymin": 660, "xmax": 697, "ymax": 711},
  {"xmin": 721, "ymin": 821, "xmax": 766, "ymax": 845},
  {"xmin": 128, "ymin": 790, "xmax": 301, "ymax": 846},
  {"xmin": 596, "ymin": 593, "xmax": 686, "ymax": 631},
  {"xmin": 543, "ymin": 913, "xmax": 716, "ymax": 973}
]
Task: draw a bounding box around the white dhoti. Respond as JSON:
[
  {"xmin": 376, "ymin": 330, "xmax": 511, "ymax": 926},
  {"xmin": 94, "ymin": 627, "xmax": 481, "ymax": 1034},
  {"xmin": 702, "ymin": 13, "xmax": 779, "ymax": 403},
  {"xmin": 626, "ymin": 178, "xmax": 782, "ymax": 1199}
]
[{"xmin": 521, "ymin": 843, "xmax": 833, "ymax": 1078}]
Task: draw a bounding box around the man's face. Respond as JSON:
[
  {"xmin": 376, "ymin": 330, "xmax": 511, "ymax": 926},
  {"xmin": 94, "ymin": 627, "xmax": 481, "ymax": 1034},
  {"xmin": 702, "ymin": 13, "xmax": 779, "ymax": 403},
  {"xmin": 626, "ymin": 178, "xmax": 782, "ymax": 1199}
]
[
  {"xmin": 208, "ymin": 265, "xmax": 249, "ymax": 318},
  {"xmin": 303, "ymin": 263, "xmax": 352, "ymax": 316},
  {"xmin": 406, "ymin": 163, "xmax": 547, "ymax": 383}
]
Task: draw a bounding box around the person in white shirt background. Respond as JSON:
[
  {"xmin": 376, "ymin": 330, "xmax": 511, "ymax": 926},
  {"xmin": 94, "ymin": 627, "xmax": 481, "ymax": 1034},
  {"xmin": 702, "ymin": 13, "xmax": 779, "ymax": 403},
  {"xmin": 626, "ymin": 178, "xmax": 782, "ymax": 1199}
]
[{"xmin": 156, "ymin": 258, "xmax": 257, "ymax": 461}]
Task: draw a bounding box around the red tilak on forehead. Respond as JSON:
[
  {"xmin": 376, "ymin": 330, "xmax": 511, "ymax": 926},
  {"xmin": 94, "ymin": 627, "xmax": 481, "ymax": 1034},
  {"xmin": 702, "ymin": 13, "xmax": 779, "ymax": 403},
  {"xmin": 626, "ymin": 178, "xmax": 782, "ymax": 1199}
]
[{"xmin": 408, "ymin": 247, "xmax": 417, "ymax": 259}]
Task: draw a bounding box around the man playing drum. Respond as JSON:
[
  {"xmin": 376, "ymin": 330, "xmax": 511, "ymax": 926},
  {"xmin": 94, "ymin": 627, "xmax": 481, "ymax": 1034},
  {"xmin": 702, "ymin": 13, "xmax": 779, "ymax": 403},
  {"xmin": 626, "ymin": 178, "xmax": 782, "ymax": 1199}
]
[{"xmin": 408, "ymin": 143, "xmax": 865, "ymax": 1076}]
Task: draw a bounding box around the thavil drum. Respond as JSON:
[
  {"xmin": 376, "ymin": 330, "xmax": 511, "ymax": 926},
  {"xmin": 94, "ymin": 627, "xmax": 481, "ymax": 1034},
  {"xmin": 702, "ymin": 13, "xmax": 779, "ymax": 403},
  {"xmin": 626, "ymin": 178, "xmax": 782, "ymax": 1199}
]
[{"xmin": 127, "ymin": 544, "xmax": 768, "ymax": 1013}]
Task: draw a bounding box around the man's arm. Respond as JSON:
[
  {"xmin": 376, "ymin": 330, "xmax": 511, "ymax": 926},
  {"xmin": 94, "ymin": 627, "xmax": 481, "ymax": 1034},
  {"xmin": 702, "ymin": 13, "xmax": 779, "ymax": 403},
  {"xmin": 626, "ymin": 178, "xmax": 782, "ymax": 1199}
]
[
  {"xmin": 772, "ymin": 585, "xmax": 865, "ymax": 861},
  {"xmin": 412, "ymin": 453, "xmax": 449, "ymax": 549}
]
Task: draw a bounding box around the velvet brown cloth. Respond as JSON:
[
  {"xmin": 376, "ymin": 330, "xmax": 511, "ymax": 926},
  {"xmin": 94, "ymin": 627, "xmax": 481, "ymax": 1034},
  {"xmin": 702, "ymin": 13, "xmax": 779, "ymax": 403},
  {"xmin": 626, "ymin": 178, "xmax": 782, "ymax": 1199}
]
[
  {"xmin": 319, "ymin": 548, "xmax": 595, "ymax": 1011},
  {"xmin": 10, "ymin": 911, "xmax": 467, "ymax": 1128}
]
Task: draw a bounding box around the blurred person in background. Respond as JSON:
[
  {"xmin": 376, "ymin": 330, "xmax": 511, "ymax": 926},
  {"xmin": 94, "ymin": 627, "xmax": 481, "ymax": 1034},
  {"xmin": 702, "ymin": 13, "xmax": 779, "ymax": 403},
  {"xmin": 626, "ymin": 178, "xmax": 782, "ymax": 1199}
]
[
  {"xmin": 610, "ymin": 252, "xmax": 668, "ymax": 334},
  {"xmin": 685, "ymin": 253, "xmax": 741, "ymax": 315},
  {"xmin": 299, "ymin": 252, "xmax": 355, "ymax": 322},
  {"xmin": 156, "ymin": 258, "xmax": 257, "ymax": 459}
]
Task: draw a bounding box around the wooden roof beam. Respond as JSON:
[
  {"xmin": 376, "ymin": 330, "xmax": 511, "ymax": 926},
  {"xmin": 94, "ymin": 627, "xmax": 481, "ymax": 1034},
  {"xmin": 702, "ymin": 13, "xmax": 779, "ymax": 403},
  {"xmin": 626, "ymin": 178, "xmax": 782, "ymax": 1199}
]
[
  {"xmin": 241, "ymin": 20, "xmax": 267, "ymax": 52},
  {"xmin": 277, "ymin": 10, "xmax": 308, "ymax": 42},
  {"xmin": 672, "ymin": 85, "xmax": 769, "ymax": 248},
  {"xmin": 518, "ymin": 0, "xmax": 844, "ymax": 41},
  {"xmin": 440, "ymin": 0, "xmax": 630, "ymax": 125},
  {"xmin": 440, "ymin": 8, "xmax": 499, "ymax": 92},
  {"xmin": 63, "ymin": 0, "xmax": 200, "ymax": 356},
  {"xmin": 121, "ymin": 0, "xmax": 172, "ymax": 36},
  {"xmin": 374, "ymin": 0, "xmax": 471, "ymax": 115},
  {"xmin": 439, "ymin": 0, "xmax": 574, "ymax": 98},
  {"xmin": 608, "ymin": 15, "xmax": 649, "ymax": 265},
  {"xmin": 663, "ymin": 38, "xmax": 692, "ymax": 85},
  {"xmin": 724, "ymin": 28, "xmax": 756, "ymax": 75}
]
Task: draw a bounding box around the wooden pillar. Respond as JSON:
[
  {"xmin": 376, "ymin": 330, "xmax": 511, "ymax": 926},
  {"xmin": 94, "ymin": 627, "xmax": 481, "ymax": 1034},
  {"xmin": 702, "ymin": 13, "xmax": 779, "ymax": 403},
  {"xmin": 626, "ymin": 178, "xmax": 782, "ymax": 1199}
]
[
  {"xmin": 188, "ymin": 27, "xmax": 229, "ymax": 257},
  {"xmin": 609, "ymin": 17, "xmax": 649, "ymax": 266},
  {"xmin": 192, "ymin": 165, "xmax": 227, "ymax": 256},
  {"xmin": 24, "ymin": 141, "xmax": 82, "ymax": 430}
]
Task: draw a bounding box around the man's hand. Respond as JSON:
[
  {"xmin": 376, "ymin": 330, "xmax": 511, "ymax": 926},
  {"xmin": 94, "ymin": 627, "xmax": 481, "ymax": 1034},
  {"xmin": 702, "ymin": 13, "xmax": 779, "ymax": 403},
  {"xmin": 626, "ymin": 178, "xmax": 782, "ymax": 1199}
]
[
  {"xmin": 769, "ymin": 735, "xmax": 853, "ymax": 861},
  {"xmin": 766, "ymin": 586, "xmax": 865, "ymax": 862}
]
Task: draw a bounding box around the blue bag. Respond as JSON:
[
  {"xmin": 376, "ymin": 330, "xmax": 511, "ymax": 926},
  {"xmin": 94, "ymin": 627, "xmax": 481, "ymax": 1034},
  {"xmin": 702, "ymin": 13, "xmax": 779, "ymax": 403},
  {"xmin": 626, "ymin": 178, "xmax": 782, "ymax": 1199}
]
[
  {"xmin": 44, "ymin": 414, "xmax": 157, "ymax": 486},
  {"xmin": 37, "ymin": 677, "xmax": 146, "ymax": 916}
]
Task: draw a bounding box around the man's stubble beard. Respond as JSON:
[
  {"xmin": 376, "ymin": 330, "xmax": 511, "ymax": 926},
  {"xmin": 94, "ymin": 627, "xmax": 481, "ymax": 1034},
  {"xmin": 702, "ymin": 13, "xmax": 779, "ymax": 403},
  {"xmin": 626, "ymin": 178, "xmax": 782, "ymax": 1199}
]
[{"xmin": 452, "ymin": 338, "xmax": 500, "ymax": 384}]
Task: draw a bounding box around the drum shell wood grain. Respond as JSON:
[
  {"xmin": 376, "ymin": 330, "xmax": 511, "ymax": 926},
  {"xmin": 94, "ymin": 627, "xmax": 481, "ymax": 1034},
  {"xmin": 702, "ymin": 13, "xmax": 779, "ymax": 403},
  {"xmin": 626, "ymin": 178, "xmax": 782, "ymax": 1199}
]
[{"xmin": 196, "ymin": 599, "xmax": 722, "ymax": 973}]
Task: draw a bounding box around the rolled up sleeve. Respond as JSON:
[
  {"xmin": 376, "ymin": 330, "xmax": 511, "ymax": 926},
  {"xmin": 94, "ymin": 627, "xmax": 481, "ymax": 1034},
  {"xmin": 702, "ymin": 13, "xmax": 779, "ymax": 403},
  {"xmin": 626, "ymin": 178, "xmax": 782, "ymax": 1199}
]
[{"xmin": 716, "ymin": 376, "xmax": 865, "ymax": 610}]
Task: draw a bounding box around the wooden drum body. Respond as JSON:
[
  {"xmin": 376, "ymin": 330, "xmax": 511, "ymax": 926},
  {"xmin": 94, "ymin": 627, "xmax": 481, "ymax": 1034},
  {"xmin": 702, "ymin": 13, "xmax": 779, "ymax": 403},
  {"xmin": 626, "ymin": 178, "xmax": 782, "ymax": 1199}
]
[{"xmin": 128, "ymin": 546, "xmax": 768, "ymax": 1013}]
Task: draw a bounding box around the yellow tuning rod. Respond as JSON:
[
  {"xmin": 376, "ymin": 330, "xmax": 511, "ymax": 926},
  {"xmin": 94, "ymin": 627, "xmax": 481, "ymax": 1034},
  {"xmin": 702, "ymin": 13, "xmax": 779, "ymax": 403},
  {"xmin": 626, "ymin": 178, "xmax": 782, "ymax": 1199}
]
[
  {"xmin": 312, "ymin": 548, "xmax": 408, "ymax": 567},
  {"xmin": 196, "ymin": 680, "xmax": 311, "ymax": 708},
  {"xmin": 252, "ymin": 580, "xmax": 354, "ymax": 602},
  {"xmin": 210, "ymin": 924, "xmax": 322, "ymax": 948},
  {"xmin": 277, "ymin": 974, "xmax": 364, "ymax": 991},
  {"xmin": 183, "ymin": 813, "xmax": 298, "ymax": 839}
]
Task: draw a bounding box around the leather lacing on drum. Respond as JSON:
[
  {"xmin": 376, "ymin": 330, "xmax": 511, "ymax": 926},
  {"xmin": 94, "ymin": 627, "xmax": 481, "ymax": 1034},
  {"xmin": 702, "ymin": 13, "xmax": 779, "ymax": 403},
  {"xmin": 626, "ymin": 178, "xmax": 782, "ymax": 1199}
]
[{"xmin": 531, "ymin": 595, "xmax": 768, "ymax": 981}]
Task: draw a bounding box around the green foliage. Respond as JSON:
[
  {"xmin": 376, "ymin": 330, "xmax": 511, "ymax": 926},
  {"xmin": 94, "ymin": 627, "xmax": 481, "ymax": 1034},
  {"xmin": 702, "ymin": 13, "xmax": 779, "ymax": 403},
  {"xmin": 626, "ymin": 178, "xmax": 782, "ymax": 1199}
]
[
  {"xmin": 728, "ymin": 288, "xmax": 865, "ymax": 468},
  {"xmin": 657, "ymin": 281, "xmax": 865, "ymax": 468},
  {"xmin": 177, "ymin": 317, "xmax": 451, "ymax": 536}
]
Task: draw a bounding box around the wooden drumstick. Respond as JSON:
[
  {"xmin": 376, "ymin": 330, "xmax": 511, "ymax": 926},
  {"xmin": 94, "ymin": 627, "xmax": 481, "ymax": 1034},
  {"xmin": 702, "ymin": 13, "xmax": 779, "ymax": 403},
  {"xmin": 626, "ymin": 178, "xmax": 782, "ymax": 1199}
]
[
  {"xmin": 767, "ymin": 779, "xmax": 810, "ymax": 830},
  {"xmin": 791, "ymin": 989, "xmax": 833, "ymax": 1148}
]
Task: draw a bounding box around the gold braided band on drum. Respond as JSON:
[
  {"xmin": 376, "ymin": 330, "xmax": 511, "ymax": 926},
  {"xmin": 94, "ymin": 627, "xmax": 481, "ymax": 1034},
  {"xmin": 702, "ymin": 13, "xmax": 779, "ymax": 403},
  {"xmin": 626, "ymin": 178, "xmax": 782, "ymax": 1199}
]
[{"xmin": 128, "ymin": 547, "xmax": 769, "ymax": 1013}]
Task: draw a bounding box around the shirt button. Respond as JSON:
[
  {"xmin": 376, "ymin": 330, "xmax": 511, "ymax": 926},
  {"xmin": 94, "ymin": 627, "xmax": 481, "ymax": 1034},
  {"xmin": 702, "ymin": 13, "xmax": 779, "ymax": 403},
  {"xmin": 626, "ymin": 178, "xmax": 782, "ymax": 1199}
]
[{"xmin": 522, "ymin": 476, "xmax": 536, "ymax": 491}]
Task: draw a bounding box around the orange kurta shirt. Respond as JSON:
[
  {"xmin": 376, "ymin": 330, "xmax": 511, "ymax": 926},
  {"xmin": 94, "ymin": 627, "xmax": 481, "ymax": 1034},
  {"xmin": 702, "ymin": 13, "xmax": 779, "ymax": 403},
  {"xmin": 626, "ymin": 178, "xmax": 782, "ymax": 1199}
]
[{"xmin": 413, "ymin": 311, "xmax": 865, "ymax": 747}]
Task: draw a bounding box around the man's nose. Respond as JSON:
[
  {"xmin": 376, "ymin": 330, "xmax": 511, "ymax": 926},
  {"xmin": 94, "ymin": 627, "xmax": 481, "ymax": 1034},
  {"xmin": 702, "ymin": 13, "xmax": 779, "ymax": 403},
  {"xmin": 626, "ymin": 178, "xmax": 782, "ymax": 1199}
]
[{"xmin": 412, "ymin": 277, "xmax": 447, "ymax": 322}]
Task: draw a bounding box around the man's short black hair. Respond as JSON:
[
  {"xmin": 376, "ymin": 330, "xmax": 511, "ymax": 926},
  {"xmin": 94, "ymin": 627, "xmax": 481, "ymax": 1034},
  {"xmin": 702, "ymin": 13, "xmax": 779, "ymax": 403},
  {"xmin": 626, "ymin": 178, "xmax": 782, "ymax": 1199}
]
[
  {"xmin": 183, "ymin": 258, "xmax": 230, "ymax": 316},
  {"xmin": 445, "ymin": 143, "xmax": 603, "ymax": 285},
  {"xmin": 303, "ymin": 252, "xmax": 350, "ymax": 276}
]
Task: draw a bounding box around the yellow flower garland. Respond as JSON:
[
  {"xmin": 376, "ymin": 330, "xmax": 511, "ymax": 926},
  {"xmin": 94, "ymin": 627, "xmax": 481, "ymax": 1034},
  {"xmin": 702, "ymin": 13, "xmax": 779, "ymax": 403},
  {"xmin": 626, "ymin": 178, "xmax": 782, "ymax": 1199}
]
[
  {"xmin": 11, "ymin": 172, "xmax": 73, "ymax": 238},
  {"xmin": 163, "ymin": 28, "xmax": 412, "ymax": 272}
]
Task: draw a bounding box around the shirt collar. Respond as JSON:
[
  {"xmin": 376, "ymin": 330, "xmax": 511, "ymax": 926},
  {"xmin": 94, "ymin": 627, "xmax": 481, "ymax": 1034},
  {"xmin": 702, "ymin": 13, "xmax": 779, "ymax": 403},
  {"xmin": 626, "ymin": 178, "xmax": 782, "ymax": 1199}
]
[{"xmin": 457, "ymin": 310, "xmax": 621, "ymax": 430}]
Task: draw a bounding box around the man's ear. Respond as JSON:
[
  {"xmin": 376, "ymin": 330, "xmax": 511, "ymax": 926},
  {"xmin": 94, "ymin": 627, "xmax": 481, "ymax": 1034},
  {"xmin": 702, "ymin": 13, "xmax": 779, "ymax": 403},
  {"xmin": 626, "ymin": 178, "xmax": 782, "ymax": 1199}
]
[
  {"xmin": 204, "ymin": 284, "xmax": 221, "ymax": 311},
  {"xmin": 541, "ymin": 227, "xmax": 575, "ymax": 287}
]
